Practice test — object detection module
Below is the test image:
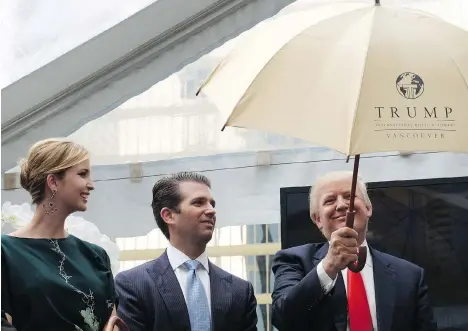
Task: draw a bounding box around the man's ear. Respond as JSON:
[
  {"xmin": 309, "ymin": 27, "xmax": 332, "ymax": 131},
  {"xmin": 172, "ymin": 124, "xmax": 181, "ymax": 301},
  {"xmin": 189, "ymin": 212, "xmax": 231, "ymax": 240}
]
[
  {"xmin": 160, "ymin": 207, "xmax": 176, "ymax": 225},
  {"xmin": 311, "ymin": 212, "xmax": 322, "ymax": 230},
  {"xmin": 366, "ymin": 204, "xmax": 373, "ymax": 219}
]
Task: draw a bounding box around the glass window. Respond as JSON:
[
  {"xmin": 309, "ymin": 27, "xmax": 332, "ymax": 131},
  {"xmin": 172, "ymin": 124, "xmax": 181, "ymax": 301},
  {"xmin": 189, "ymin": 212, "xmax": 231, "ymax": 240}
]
[
  {"xmin": 247, "ymin": 255, "xmax": 256, "ymax": 267},
  {"xmin": 248, "ymin": 270, "xmax": 256, "ymax": 287},
  {"xmin": 257, "ymin": 304, "xmax": 276, "ymax": 331},
  {"xmin": 256, "ymin": 304, "xmax": 267, "ymax": 331},
  {"xmin": 255, "ymin": 224, "xmax": 266, "ymax": 244},
  {"xmin": 247, "ymin": 225, "xmax": 255, "ymax": 244},
  {"xmin": 268, "ymin": 255, "xmax": 275, "ymax": 293},
  {"xmin": 268, "ymin": 223, "xmax": 280, "ymax": 243}
]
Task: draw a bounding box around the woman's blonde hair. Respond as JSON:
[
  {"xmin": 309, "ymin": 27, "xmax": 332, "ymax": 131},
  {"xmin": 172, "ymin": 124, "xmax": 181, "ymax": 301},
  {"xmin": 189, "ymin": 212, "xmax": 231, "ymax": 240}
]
[{"xmin": 19, "ymin": 138, "xmax": 89, "ymax": 204}]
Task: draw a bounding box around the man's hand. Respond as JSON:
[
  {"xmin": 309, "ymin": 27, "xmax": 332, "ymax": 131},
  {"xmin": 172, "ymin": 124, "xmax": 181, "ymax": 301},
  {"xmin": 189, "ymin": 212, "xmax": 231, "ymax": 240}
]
[{"xmin": 322, "ymin": 227, "xmax": 359, "ymax": 279}]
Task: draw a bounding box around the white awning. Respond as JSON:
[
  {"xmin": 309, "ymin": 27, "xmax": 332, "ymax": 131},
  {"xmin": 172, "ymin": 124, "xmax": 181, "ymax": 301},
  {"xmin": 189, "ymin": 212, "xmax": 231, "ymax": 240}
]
[{"xmin": 1, "ymin": 0, "xmax": 296, "ymax": 172}]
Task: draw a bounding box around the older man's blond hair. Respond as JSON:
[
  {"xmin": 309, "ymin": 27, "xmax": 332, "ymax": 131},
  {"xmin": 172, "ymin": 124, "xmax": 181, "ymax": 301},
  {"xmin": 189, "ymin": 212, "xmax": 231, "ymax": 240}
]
[{"xmin": 309, "ymin": 171, "xmax": 372, "ymax": 219}]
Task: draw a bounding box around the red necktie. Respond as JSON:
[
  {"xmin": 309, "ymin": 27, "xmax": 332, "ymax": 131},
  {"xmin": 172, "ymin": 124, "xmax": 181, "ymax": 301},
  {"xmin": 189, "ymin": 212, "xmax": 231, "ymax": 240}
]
[{"xmin": 347, "ymin": 269, "xmax": 373, "ymax": 331}]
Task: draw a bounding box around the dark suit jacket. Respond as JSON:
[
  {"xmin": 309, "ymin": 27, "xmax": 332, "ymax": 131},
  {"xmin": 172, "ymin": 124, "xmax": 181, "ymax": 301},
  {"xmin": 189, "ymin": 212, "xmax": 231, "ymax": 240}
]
[
  {"xmin": 271, "ymin": 243, "xmax": 437, "ymax": 331},
  {"xmin": 115, "ymin": 251, "xmax": 257, "ymax": 331}
]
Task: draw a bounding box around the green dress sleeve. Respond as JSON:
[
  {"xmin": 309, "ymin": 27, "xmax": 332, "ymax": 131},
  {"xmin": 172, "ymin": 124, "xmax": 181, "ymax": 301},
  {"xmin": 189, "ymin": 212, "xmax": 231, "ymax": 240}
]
[
  {"xmin": 99, "ymin": 247, "xmax": 119, "ymax": 308},
  {"xmin": 1, "ymin": 234, "xmax": 116, "ymax": 331},
  {"xmin": 1, "ymin": 247, "xmax": 12, "ymax": 318}
]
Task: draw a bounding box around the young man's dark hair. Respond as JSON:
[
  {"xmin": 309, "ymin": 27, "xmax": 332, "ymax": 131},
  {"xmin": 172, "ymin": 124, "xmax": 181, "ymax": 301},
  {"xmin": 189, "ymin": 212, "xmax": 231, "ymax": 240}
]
[{"xmin": 151, "ymin": 171, "xmax": 211, "ymax": 239}]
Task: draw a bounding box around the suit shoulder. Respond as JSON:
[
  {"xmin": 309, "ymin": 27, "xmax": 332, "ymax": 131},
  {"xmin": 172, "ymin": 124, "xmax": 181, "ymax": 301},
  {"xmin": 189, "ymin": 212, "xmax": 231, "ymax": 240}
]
[
  {"xmin": 210, "ymin": 263, "xmax": 251, "ymax": 288},
  {"xmin": 374, "ymin": 250, "xmax": 423, "ymax": 273},
  {"xmin": 230, "ymin": 273, "xmax": 253, "ymax": 288},
  {"xmin": 274, "ymin": 243, "xmax": 325, "ymax": 260},
  {"xmin": 115, "ymin": 259, "xmax": 158, "ymax": 281}
]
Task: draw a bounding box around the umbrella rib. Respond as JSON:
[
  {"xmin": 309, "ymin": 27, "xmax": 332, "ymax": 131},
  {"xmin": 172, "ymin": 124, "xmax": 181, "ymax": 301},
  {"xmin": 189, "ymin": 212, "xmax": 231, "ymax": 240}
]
[
  {"xmin": 347, "ymin": 7, "xmax": 377, "ymax": 156},
  {"xmin": 428, "ymin": 10, "xmax": 468, "ymax": 89},
  {"xmin": 448, "ymin": 55, "xmax": 468, "ymax": 91}
]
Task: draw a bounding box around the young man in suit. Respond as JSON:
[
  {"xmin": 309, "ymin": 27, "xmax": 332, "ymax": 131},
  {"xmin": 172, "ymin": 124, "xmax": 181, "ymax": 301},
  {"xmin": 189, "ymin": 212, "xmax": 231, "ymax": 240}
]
[
  {"xmin": 115, "ymin": 171, "xmax": 258, "ymax": 331},
  {"xmin": 271, "ymin": 171, "xmax": 437, "ymax": 331}
]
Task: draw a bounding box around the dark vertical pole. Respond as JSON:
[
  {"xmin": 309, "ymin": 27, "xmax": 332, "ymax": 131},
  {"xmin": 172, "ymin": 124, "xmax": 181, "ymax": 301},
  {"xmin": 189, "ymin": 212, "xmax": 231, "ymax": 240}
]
[
  {"xmin": 346, "ymin": 155, "xmax": 367, "ymax": 273},
  {"xmin": 346, "ymin": 154, "xmax": 360, "ymax": 228}
]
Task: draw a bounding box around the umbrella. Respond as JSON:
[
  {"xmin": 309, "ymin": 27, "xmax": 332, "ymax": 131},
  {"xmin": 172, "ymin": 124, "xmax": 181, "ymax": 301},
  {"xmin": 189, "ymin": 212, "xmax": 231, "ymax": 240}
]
[{"xmin": 197, "ymin": 0, "xmax": 468, "ymax": 272}]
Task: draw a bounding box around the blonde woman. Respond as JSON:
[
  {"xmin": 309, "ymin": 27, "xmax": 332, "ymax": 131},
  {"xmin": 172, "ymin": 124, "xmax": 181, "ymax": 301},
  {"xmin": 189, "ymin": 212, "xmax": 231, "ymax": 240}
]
[{"xmin": 1, "ymin": 139, "xmax": 118, "ymax": 331}]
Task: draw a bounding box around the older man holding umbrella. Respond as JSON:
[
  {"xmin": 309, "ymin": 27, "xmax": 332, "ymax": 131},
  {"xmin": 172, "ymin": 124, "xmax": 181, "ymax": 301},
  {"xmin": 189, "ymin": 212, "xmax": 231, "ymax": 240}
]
[{"xmin": 197, "ymin": 0, "xmax": 468, "ymax": 329}]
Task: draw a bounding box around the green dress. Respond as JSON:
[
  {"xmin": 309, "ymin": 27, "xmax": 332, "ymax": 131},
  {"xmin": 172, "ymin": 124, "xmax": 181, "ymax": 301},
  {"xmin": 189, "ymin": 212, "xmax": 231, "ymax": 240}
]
[{"xmin": 1, "ymin": 234, "xmax": 117, "ymax": 331}]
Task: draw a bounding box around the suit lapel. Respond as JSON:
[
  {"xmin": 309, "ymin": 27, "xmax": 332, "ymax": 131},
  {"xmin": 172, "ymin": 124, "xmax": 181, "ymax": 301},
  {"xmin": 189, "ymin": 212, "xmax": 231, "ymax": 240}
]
[
  {"xmin": 209, "ymin": 262, "xmax": 232, "ymax": 331},
  {"xmin": 312, "ymin": 243, "xmax": 347, "ymax": 331},
  {"xmin": 371, "ymin": 249, "xmax": 396, "ymax": 331},
  {"xmin": 331, "ymin": 273, "xmax": 348, "ymax": 331},
  {"xmin": 147, "ymin": 251, "xmax": 191, "ymax": 330}
]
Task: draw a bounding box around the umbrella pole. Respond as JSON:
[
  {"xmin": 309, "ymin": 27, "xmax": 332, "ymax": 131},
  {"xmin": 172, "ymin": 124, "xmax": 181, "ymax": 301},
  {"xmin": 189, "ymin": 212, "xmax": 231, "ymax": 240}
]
[{"xmin": 346, "ymin": 154, "xmax": 367, "ymax": 272}]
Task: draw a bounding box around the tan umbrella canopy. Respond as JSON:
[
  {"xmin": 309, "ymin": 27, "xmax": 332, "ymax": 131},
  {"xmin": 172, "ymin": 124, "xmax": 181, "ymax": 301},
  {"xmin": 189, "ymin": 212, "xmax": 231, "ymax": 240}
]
[{"xmin": 198, "ymin": 0, "xmax": 468, "ymax": 271}]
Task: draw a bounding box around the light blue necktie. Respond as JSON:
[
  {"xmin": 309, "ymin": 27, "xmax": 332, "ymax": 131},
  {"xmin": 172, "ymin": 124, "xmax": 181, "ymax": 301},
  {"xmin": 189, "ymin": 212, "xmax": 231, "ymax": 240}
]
[{"xmin": 184, "ymin": 260, "xmax": 211, "ymax": 331}]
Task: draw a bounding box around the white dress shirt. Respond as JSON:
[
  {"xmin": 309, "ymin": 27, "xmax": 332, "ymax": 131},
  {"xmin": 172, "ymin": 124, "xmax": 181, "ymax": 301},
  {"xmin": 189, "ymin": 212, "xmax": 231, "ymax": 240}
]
[
  {"xmin": 316, "ymin": 241, "xmax": 378, "ymax": 331},
  {"xmin": 166, "ymin": 244, "xmax": 211, "ymax": 314}
]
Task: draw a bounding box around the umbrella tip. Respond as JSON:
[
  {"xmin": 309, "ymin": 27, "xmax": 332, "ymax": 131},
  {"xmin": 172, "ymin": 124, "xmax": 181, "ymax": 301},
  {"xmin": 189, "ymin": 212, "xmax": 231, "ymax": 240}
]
[{"xmin": 375, "ymin": 0, "xmax": 381, "ymax": 5}]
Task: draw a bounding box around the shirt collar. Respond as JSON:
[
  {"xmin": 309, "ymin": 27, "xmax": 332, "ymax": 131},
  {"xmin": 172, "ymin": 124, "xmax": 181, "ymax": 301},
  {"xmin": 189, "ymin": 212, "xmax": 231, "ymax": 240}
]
[
  {"xmin": 361, "ymin": 239, "xmax": 373, "ymax": 268},
  {"xmin": 167, "ymin": 243, "xmax": 210, "ymax": 272}
]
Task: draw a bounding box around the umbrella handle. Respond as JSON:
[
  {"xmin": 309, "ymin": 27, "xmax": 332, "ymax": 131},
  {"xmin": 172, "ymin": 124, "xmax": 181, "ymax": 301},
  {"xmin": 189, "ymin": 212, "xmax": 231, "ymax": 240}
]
[
  {"xmin": 346, "ymin": 210, "xmax": 367, "ymax": 272},
  {"xmin": 345, "ymin": 154, "xmax": 367, "ymax": 273}
]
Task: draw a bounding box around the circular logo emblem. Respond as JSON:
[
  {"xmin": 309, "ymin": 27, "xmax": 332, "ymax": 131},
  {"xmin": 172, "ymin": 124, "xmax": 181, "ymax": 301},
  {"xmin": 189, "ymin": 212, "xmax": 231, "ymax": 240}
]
[{"xmin": 396, "ymin": 72, "xmax": 424, "ymax": 99}]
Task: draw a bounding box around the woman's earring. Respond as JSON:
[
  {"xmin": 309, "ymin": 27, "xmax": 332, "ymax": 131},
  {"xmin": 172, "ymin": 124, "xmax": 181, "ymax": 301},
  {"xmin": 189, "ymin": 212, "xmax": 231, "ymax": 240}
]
[{"xmin": 43, "ymin": 190, "xmax": 58, "ymax": 215}]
